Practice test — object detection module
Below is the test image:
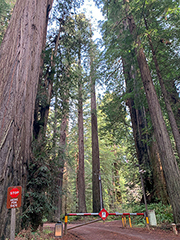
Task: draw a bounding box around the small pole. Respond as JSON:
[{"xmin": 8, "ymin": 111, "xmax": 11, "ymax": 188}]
[
  {"xmin": 129, "ymin": 215, "xmax": 132, "ymax": 228},
  {"xmin": 122, "ymin": 215, "xmax": 124, "ymax": 227},
  {"xmin": 124, "ymin": 215, "xmax": 126, "ymax": 227},
  {"xmin": 10, "ymin": 208, "xmax": 16, "ymax": 240},
  {"xmin": 64, "ymin": 214, "xmax": 68, "ymax": 235}
]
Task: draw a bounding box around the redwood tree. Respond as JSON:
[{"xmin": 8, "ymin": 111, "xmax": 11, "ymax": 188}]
[
  {"xmin": 90, "ymin": 42, "xmax": 101, "ymax": 212},
  {"xmin": 77, "ymin": 41, "xmax": 87, "ymax": 212},
  {"xmin": 125, "ymin": 5, "xmax": 180, "ymax": 222},
  {"xmin": 76, "ymin": 14, "xmax": 91, "ymax": 213},
  {"xmin": 0, "ymin": 0, "xmax": 53, "ymax": 237}
]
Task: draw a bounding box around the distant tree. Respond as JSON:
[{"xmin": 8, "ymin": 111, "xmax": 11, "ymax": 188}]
[
  {"xmin": 90, "ymin": 41, "xmax": 101, "ymax": 212},
  {"xmin": 75, "ymin": 14, "xmax": 91, "ymax": 213}
]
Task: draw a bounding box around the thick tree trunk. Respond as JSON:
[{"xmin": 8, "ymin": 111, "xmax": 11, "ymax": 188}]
[
  {"xmin": 122, "ymin": 57, "xmax": 168, "ymax": 202},
  {"xmin": 77, "ymin": 47, "xmax": 86, "ymax": 213},
  {"xmin": 150, "ymin": 135, "xmax": 169, "ymax": 204},
  {"xmin": 121, "ymin": 18, "xmax": 158, "ymax": 202},
  {"xmin": 0, "ymin": 0, "xmax": 53, "ymax": 237},
  {"xmin": 127, "ymin": 12, "xmax": 180, "ymax": 222},
  {"xmin": 91, "ymin": 64, "xmax": 101, "ymax": 213},
  {"xmin": 144, "ymin": 17, "xmax": 180, "ymax": 161}
]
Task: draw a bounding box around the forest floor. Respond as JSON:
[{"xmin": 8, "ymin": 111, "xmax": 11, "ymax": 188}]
[{"xmin": 16, "ymin": 220, "xmax": 180, "ymax": 240}]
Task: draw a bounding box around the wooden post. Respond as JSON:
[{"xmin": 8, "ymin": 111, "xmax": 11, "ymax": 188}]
[{"xmin": 10, "ymin": 208, "xmax": 16, "ymax": 240}]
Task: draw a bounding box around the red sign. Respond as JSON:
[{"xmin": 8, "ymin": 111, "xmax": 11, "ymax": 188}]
[
  {"xmin": 99, "ymin": 208, "xmax": 109, "ymax": 220},
  {"xmin": 7, "ymin": 186, "xmax": 22, "ymax": 209},
  {"xmin": 10, "ymin": 188, "xmax": 20, "ymax": 198}
]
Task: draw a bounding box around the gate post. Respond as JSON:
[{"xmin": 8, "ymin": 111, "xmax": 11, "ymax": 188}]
[
  {"xmin": 124, "ymin": 215, "xmax": 126, "ymax": 227},
  {"xmin": 122, "ymin": 215, "xmax": 124, "ymax": 227},
  {"xmin": 145, "ymin": 212, "xmax": 150, "ymax": 230},
  {"xmin": 129, "ymin": 215, "xmax": 132, "ymax": 228},
  {"xmin": 64, "ymin": 213, "xmax": 68, "ymax": 235}
]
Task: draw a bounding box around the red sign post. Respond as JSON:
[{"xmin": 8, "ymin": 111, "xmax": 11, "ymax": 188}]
[
  {"xmin": 7, "ymin": 186, "xmax": 22, "ymax": 240},
  {"xmin": 7, "ymin": 186, "xmax": 22, "ymax": 209}
]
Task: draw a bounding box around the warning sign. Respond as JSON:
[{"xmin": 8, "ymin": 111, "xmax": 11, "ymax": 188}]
[
  {"xmin": 99, "ymin": 208, "xmax": 109, "ymax": 220},
  {"xmin": 7, "ymin": 186, "xmax": 22, "ymax": 209}
]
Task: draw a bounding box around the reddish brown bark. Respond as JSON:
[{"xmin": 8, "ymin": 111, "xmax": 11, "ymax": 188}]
[
  {"xmin": 126, "ymin": 9, "xmax": 180, "ymax": 222},
  {"xmin": 0, "ymin": 0, "xmax": 53, "ymax": 237},
  {"xmin": 77, "ymin": 46, "xmax": 86, "ymax": 213},
  {"xmin": 91, "ymin": 62, "xmax": 101, "ymax": 213},
  {"xmin": 144, "ymin": 17, "xmax": 180, "ymax": 161}
]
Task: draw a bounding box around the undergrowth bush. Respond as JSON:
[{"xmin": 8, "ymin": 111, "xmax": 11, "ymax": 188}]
[{"xmin": 130, "ymin": 202, "xmax": 173, "ymax": 226}]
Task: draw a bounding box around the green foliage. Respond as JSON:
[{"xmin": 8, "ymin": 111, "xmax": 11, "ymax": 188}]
[
  {"xmin": 99, "ymin": 92, "xmax": 131, "ymax": 145},
  {"xmin": 0, "ymin": 0, "xmax": 11, "ymax": 44},
  {"xmin": 23, "ymin": 139, "xmax": 53, "ymax": 231},
  {"xmin": 131, "ymin": 202, "xmax": 173, "ymax": 226}
]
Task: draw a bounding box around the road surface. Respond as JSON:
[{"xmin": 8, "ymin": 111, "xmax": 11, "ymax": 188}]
[{"xmin": 44, "ymin": 220, "xmax": 180, "ymax": 240}]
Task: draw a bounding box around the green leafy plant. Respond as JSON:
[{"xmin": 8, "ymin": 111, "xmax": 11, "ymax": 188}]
[{"xmin": 131, "ymin": 202, "xmax": 173, "ymax": 226}]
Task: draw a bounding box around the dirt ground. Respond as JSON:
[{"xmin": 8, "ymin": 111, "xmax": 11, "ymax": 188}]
[{"xmin": 43, "ymin": 220, "xmax": 180, "ymax": 240}]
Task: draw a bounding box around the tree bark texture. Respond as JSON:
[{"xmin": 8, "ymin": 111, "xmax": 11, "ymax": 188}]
[
  {"xmin": 122, "ymin": 57, "xmax": 167, "ymax": 202},
  {"xmin": 77, "ymin": 48, "xmax": 86, "ymax": 213},
  {"xmin": 149, "ymin": 135, "xmax": 169, "ymax": 204},
  {"xmin": 91, "ymin": 73, "xmax": 101, "ymax": 213},
  {"xmin": 0, "ymin": 0, "xmax": 53, "ymax": 237},
  {"xmin": 121, "ymin": 17, "xmax": 164, "ymax": 203},
  {"xmin": 144, "ymin": 16, "xmax": 180, "ymax": 161},
  {"xmin": 127, "ymin": 13, "xmax": 180, "ymax": 222}
]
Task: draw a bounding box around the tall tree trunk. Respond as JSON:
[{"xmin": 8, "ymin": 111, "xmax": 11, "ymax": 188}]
[
  {"xmin": 55, "ymin": 115, "xmax": 68, "ymax": 220},
  {"xmin": 0, "ymin": 0, "xmax": 53, "ymax": 237},
  {"xmin": 122, "ymin": 57, "xmax": 167, "ymax": 202},
  {"xmin": 90, "ymin": 52, "xmax": 101, "ymax": 213},
  {"xmin": 114, "ymin": 162, "xmax": 122, "ymax": 204},
  {"xmin": 55, "ymin": 78, "xmax": 69, "ymax": 220},
  {"xmin": 126, "ymin": 8, "xmax": 180, "ymax": 222},
  {"xmin": 33, "ymin": 23, "xmax": 62, "ymax": 140},
  {"xmin": 77, "ymin": 45, "xmax": 86, "ymax": 213},
  {"xmin": 144, "ymin": 16, "xmax": 180, "ymax": 161}
]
